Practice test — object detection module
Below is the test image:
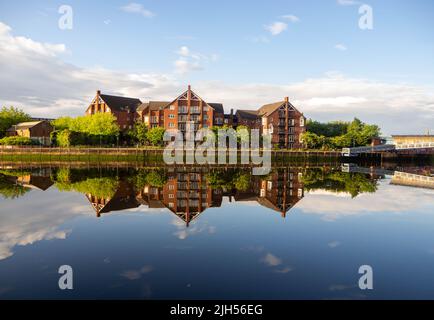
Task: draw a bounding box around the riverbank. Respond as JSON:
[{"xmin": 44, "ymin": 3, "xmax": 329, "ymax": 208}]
[{"xmin": 0, "ymin": 146, "xmax": 342, "ymax": 162}]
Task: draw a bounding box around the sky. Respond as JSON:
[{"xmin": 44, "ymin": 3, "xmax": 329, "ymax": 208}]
[{"xmin": 0, "ymin": 0, "xmax": 433, "ymax": 135}]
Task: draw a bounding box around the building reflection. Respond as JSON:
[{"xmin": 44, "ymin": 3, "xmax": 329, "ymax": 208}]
[
  {"xmin": 84, "ymin": 168, "xmax": 305, "ymax": 225},
  {"xmin": 4, "ymin": 164, "xmax": 432, "ymax": 226}
]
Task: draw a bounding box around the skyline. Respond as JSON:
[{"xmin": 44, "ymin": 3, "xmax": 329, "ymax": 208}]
[{"xmin": 1, "ymin": 0, "xmax": 434, "ymax": 135}]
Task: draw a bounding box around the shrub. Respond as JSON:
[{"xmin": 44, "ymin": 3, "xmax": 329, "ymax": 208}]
[{"xmin": 0, "ymin": 136, "xmax": 35, "ymax": 146}]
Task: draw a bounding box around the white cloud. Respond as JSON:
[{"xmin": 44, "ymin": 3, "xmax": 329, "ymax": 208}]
[
  {"xmin": 177, "ymin": 46, "xmax": 190, "ymax": 57},
  {"xmin": 264, "ymin": 22, "xmax": 288, "ymax": 36},
  {"xmin": 298, "ymin": 179, "xmax": 434, "ymax": 221},
  {"xmin": 121, "ymin": 3, "xmax": 155, "ymax": 18},
  {"xmin": 262, "ymin": 253, "xmax": 282, "ymax": 266},
  {"xmin": 247, "ymin": 35, "xmax": 270, "ymax": 44},
  {"xmin": 120, "ymin": 265, "xmax": 153, "ymax": 280},
  {"xmin": 335, "ymin": 44, "xmax": 348, "ymax": 51},
  {"xmin": 174, "ymin": 58, "xmax": 202, "ymax": 74},
  {"xmin": 281, "ymin": 15, "xmax": 300, "ymax": 23},
  {"xmin": 328, "ymin": 241, "xmax": 341, "ymax": 248},
  {"xmin": 337, "ymin": 0, "xmax": 360, "ymax": 5},
  {"xmin": 1, "ymin": 21, "xmax": 433, "ymax": 135},
  {"xmin": 173, "ymin": 46, "xmax": 218, "ymax": 74},
  {"xmin": 0, "ymin": 189, "xmax": 89, "ymax": 260}
]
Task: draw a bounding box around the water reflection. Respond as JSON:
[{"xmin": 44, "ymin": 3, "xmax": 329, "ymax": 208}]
[
  {"xmin": 1, "ymin": 163, "xmax": 434, "ymax": 299},
  {"xmin": 0, "ymin": 165, "xmax": 396, "ymax": 224}
]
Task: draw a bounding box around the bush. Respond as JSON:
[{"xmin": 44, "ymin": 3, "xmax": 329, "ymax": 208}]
[{"xmin": 0, "ymin": 136, "xmax": 35, "ymax": 146}]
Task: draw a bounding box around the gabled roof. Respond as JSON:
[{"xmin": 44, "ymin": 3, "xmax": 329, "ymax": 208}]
[
  {"xmin": 236, "ymin": 110, "xmax": 259, "ymax": 120},
  {"xmin": 258, "ymin": 100, "xmax": 301, "ymax": 117},
  {"xmin": 9, "ymin": 121, "xmax": 46, "ymax": 131},
  {"xmin": 99, "ymin": 94, "xmax": 142, "ymax": 112},
  {"xmin": 137, "ymin": 101, "xmax": 171, "ymax": 112},
  {"xmin": 258, "ymin": 101, "xmax": 285, "ymax": 116},
  {"xmin": 208, "ymin": 103, "xmax": 224, "ymax": 114}
]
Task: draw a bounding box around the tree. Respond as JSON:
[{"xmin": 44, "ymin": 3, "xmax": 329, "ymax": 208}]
[
  {"xmin": 0, "ymin": 106, "xmax": 31, "ymax": 138},
  {"xmin": 51, "ymin": 117, "xmax": 73, "ymax": 131},
  {"xmin": 146, "ymin": 127, "xmax": 166, "ymax": 146},
  {"xmin": 129, "ymin": 122, "xmax": 149, "ymax": 146},
  {"xmin": 300, "ymin": 132, "xmax": 321, "ymax": 149}
]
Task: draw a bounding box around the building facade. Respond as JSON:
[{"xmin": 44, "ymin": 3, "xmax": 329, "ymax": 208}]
[
  {"xmin": 85, "ymin": 86, "xmax": 306, "ymax": 149},
  {"xmin": 85, "ymin": 90, "xmax": 142, "ymax": 130},
  {"xmin": 6, "ymin": 120, "xmax": 53, "ymax": 146}
]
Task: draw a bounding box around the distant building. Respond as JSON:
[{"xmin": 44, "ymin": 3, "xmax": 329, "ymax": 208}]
[
  {"xmin": 392, "ymin": 135, "xmax": 434, "ymax": 149},
  {"xmin": 85, "ymin": 90, "xmax": 142, "ymax": 131},
  {"xmin": 236, "ymin": 98, "xmax": 306, "ymax": 149},
  {"xmin": 6, "ymin": 120, "xmax": 53, "ymax": 146},
  {"xmin": 137, "ymin": 101, "xmax": 169, "ymax": 128}
]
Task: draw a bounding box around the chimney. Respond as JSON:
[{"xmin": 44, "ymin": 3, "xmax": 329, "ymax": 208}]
[
  {"xmin": 188, "ymin": 85, "xmax": 191, "ymax": 91},
  {"xmin": 97, "ymin": 90, "xmax": 101, "ymax": 96},
  {"xmin": 284, "ymin": 97, "xmax": 289, "ymax": 103},
  {"xmin": 230, "ymin": 108, "xmax": 234, "ymax": 115}
]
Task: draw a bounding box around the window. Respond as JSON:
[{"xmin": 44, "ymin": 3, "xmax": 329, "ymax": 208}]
[
  {"xmin": 169, "ymin": 194, "xmax": 174, "ymax": 199},
  {"xmin": 268, "ymin": 124, "xmax": 274, "ymax": 134},
  {"xmin": 170, "ymin": 105, "xmax": 175, "ymax": 110},
  {"xmin": 300, "ymin": 117, "xmax": 305, "ymax": 127},
  {"xmin": 169, "ymin": 122, "xmax": 175, "ymax": 128},
  {"xmin": 260, "ymin": 189, "xmax": 266, "ymax": 197},
  {"xmin": 169, "ymin": 114, "xmax": 175, "ymax": 119},
  {"xmin": 203, "ymin": 106, "xmax": 208, "ymax": 112},
  {"xmin": 267, "ymin": 181, "xmax": 273, "ymax": 191},
  {"xmin": 168, "ymin": 202, "xmax": 174, "ymax": 208},
  {"xmin": 298, "ymin": 189, "xmax": 303, "ymax": 198}
]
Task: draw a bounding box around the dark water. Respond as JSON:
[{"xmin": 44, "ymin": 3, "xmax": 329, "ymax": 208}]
[{"xmin": 0, "ymin": 163, "xmax": 433, "ymax": 299}]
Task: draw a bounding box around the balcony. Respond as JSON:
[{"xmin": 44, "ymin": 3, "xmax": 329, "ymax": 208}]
[
  {"xmin": 190, "ymin": 108, "xmax": 201, "ymax": 114},
  {"xmin": 178, "ymin": 107, "xmax": 188, "ymax": 114}
]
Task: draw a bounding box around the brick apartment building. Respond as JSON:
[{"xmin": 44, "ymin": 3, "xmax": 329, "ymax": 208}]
[
  {"xmin": 86, "ymin": 86, "xmax": 306, "ymax": 149},
  {"xmin": 85, "ymin": 90, "xmax": 142, "ymax": 131}
]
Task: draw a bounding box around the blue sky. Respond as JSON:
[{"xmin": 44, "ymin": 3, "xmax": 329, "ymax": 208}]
[{"xmin": 0, "ymin": 0, "xmax": 433, "ymax": 134}]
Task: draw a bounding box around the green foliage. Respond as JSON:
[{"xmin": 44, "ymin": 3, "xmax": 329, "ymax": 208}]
[
  {"xmin": 0, "ymin": 173, "xmax": 31, "ymax": 199},
  {"xmin": 51, "ymin": 117, "xmax": 73, "ymax": 131},
  {"xmin": 302, "ymin": 168, "xmax": 378, "ymax": 198},
  {"xmin": 0, "ymin": 136, "xmax": 35, "ymax": 146},
  {"xmin": 128, "ymin": 122, "xmax": 149, "ymax": 146},
  {"xmin": 206, "ymin": 169, "xmax": 251, "ymax": 191},
  {"xmin": 302, "ymin": 118, "xmax": 381, "ymax": 150},
  {"xmin": 55, "ymin": 177, "xmax": 119, "ymax": 198},
  {"xmin": 234, "ymin": 173, "xmax": 250, "ymax": 191},
  {"xmin": 53, "ymin": 113, "xmax": 120, "ymax": 146},
  {"xmin": 146, "ymin": 127, "xmax": 166, "ymax": 146},
  {"xmin": 134, "ymin": 169, "xmax": 167, "ymax": 189},
  {"xmin": 0, "ymin": 106, "xmax": 31, "ymax": 138},
  {"xmin": 306, "ymin": 119, "xmax": 348, "ymax": 137}
]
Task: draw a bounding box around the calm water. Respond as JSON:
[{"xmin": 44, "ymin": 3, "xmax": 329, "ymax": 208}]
[{"xmin": 0, "ymin": 163, "xmax": 433, "ymax": 299}]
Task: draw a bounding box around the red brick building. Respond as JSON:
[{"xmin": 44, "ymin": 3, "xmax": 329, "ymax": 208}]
[
  {"xmin": 235, "ymin": 98, "xmax": 306, "ymax": 148},
  {"xmin": 85, "ymin": 87, "xmax": 306, "ymax": 149},
  {"xmin": 85, "ymin": 90, "xmax": 142, "ymax": 131}
]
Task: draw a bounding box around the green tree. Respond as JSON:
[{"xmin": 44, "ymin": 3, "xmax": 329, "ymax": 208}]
[
  {"xmin": 51, "ymin": 117, "xmax": 73, "ymax": 131},
  {"xmin": 146, "ymin": 127, "xmax": 166, "ymax": 146},
  {"xmin": 129, "ymin": 122, "xmax": 149, "ymax": 146},
  {"xmin": 0, "ymin": 106, "xmax": 31, "ymax": 138}
]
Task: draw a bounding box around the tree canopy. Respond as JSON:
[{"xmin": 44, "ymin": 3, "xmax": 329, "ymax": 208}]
[
  {"xmin": 302, "ymin": 118, "xmax": 381, "ymax": 150},
  {"xmin": 0, "ymin": 106, "xmax": 31, "ymax": 138}
]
